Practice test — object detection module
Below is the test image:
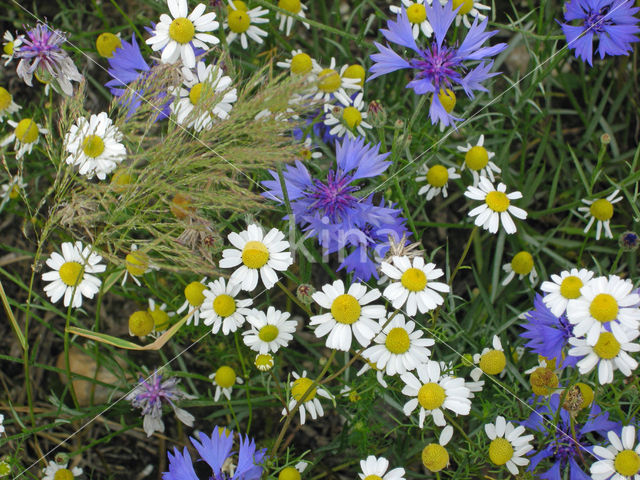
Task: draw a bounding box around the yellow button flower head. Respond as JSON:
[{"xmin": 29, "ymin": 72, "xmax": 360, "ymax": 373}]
[
  {"xmin": 390, "ymin": 0, "xmax": 434, "ymax": 39},
  {"xmin": 282, "ymin": 370, "xmax": 332, "ymax": 425},
  {"xmin": 176, "ymin": 277, "xmax": 208, "ymax": 326},
  {"xmin": 471, "ymin": 335, "xmax": 506, "ymax": 381},
  {"xmin": 578, "ymin": 189, "xmax": 623, "ymax": 240},
  {"xmin": 209, "ymin": 365, "xmax": 243, "ymax": 401},
  {"xmin": 243, "ymin": 306, "xmax": 297, "ymax": 354},
  {"xmin": 502, "ymin": 251, "xmax": 538, "ymax": 286},
  {"xmin": 458, "ymin": 135, "xmax": 501, "ymax": 186},
  {"xmin": 464, "ymin": 177, "xmax": 527, "ymax": 235},
  {"xmin": 485, "ymin": 416, "xmax": 534, "ymax": 475},
  {"xmin": 422, "ymin": 425, "xmax": 453, "ymax": 472},
  {"xmin": 41, "ymin": 460, "xmax": 83, "ymax": 480},
  {"xmin": 276, "ymin": 0, "xmax": 310, "ymax": 36},
  {"xmin": 225, "ymin": 0, "xmax": 269, "ymax": 49},
  {"xmin": 358, "ymin": 455, "xmax": 406, "ymax": 480},
  {"xmin": 540, "ymin": 268, "xmax": 594, "ymax": 316},
  {"xmin": 416, "ymin": 164, "xmax": 461, "ymax": 201},
  {"xmin": 591, "ymin": 426, "xmax": 640, "ymax": 479},
  {"xmin": 96, "ymin": 32, "xmax": 122, "ymax": 58},
  {"xmin": 201, "ymin": 277, "xmax": 253, "ymax": 335},
  {"xmin": 1, "ymin": 118, "xmax": 49, "ymax": 159}
]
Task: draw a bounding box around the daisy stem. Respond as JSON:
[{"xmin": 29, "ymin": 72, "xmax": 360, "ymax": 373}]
[
  {"xmin": 64, "ymin": 303, "xmax": 80, "ymax": 410},
  {"xmin": 234, "ymin": 332, "xmax": 253, "ymax": 432},
  {"xmin": 277, "ymin": 281, "xmax": 312, "ymax": 316},
  {"xmin": 609, "ymin": 248, "xmax": 623, "ymax": 274},
  {"xmin": 443, "ymin": 412, "xmax": 471, "ymax": 444}
]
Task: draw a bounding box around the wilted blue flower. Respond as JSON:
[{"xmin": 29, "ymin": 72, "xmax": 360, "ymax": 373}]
[
  {"xmin": 368, "ymin": 1, "xmax": 506, "ymax": 127},
  {"xmin": 163, "ymin": 426, "xmax": 266, "ymax": 480},
  {"xmin": 125, "ymin": 370, "xmax": 195, "ymax": 437},
  {"xmin": 559, "ymin": 0, "xmax": 640, "ymax": 66},
  {"xmin": 15, "ymin": 23, "xmax": 83, "ymax": 96},
  {"xmin": 523, "ymin": 393, "xmax": 619, "ymax": 479}
]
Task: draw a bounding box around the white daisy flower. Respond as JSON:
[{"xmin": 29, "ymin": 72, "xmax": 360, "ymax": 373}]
[
  {"xmin": 2, "ymin": 31, "xmax": 23, "ymax": 65},
  {"xmin": 1, "ymin": 118, "xmax": 48, "ymax": 160},
  {"xmin": 323, "ymin": 92, "xmax": 372, "ymax": 139},
  {"xmin": 309, "ymin": 280, "xmax": 385, "ymax": 351},
  {"xmin": 400, "ymin": 361, "xmax": 471, "ymax": 428},
  {"xmin": 121, "ymin": 244, "xmax": 154, "ymax": 287},
  {"xmin": 592, "ymin": 425, "xmax": 640, "ymax": 480},
  {"xmin": 356, "ymin": 361, "xmax": 389, "ymax": 388},
  {"xmin": 311, "ymin": 57, "xmax": 361, "ymax": 104},
  {"xmin": 540, "ymin": 268, "xmax": 595, "ymax": 317},
  {"xmin": 282, "ymin": 370, "xmax": 332, "ymax": 425},
  {"xmin": 566, "ymin": 275, "xmax": 640, "ymax": 346},
  {"xmin": 578, "ymin": 189, "xmax": 623, "ymax": 240},
  {"xmin": 421, "ymin": 425, "xmax": 454, "ymax": 472},
  {"xmin": 471, "ymin": 335, "xmax": 506, "ymax": 380},
  {"xmin": 485, "ymin": 415, "xmax": 534, "ymax": 475},
  {"xmin": 276, "ymin": 0, "xmax": 310, "ymax": 36},
  {"xmin": 64, "ymin": 112, "xmax": 126, "ymax": 180},
  {"xmin": 219, "ymin": 223, "xmax": 293, "ymax": 292},
  {"xmin": 390, "ymin": 0, "xmax": 434, "ymax": 39},
  {"xmin": 146, "ymin": 0, "xmax": 220, "ymax": 68},
  {"xmin": 201, "ymin": 277, "xmax": 252, "ymax": 334},
  {"xmin": 464, "ymin": 177, "xmax": 527, "ymax": 235},
  {"xmin": 0, "ymin": 87, "xmax": 21, "ymax": 122},
  {"xmin": 501, "ymin": 251, "xmax": 538, "ymax": 286},
  {"xmin": 42, "ymin": 460, "xmax": 83, "ymax": 480},
  {"xmin": 358, "ymin": 455, "xmax": 406, "ymax": 480},
  {"xmin": 147, "ymin": 298, "xmax": 174, "ymax": 333},
  {"xmin": 416, "ymin": 164, "xmax": 460, "ymax": 201},
  {"xmin": 209, "ymin": 365, "xmax": 243, "ymax": 401},
  {"xmin": 225, "ymin": 1, "xmax": 269, "ymax": 50},
  {"xmin": 380, "ymin": 255, "xmax": 450, "ymax": 316},
  {"xmin": 243, "ymin": 306, "xmax": 297, "ymax": 354},
  {"xmin": 362, "ymin": 313, "xmax": 435, "ymax": 376},
  {"xmin": 568, "ymin": 329, "xmax": 640, "ymax": 385},
  {"xmin": 276, "ymin": 49, "xmax": 320, "ymax": 77},
  {"xmin": 458, "ymin": 134, "xmax": 500, "ymax": 186},
  {"xmin": 1, "ymin": 175, "xmax": 26, "ymax": 202},
  {"xmin": 171, "ymin": 61, "xmax": 237, "ymax": 132},
  {"xmin": 176, "ymin": 277, "xmax": 208, "ymax": 326},
  {"xmin": 0, "ymin": 413, "xmax": 4, "ymax": 435},
  {"xmin": 295, "ymin": 136, "xmax": 322, "ymax": 161},
  {"xmin": 451, "ymin": 0, "xmax": 491, "ymax": 28},
  {"xmin": 254, "ymin": 353, "xmax": 274, "ymax": 371},
  {"xmin": 42, "ymin": 241, "xmax": 106, "ymax": 308}
]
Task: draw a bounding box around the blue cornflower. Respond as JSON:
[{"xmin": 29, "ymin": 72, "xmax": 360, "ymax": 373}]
[
  {"xmin": 559, "ymin": 0, "xmax": 640, "ymax": 66},
  {"xmin": 523, "ymin": 394, "xmax": 619, "ymax": 479},
  {"xmin": 163, "ymin": 426, "xmax": 266, "ymax": 480},
  {"xmin": 368, "ymin": 1, "xmax": 506, "ymax": 127},
  {"xmin": 520, "ymin": 294, "xmax": 579, "ymax": 368}
]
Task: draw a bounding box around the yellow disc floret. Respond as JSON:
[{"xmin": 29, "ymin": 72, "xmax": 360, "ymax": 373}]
[
  {"xmin": 53, "ymin": 469, "xmax": 75, "ymax": 480},
  {"xmin": 228, "ymin": 0, "xmax": 249, "ymax": 12},
  {"xmin": 426, "ymin": 165, "xmax": 449, "ymax": 188},
  {"xmin": 465, "ymin": 145, "xmax": 489, "ymax": 170},
  {"xmin": 129, "ymin": 310, "xmax": 154, "ymax": 336},
  {"xmin": 452, "ymin": 0, "xmax": 474, "ymax": 15},
  {"xmin": 215, "ymin": 365, "xmax": 237, "ymax": 388},
  {"xmin": 255, "ymin": 353, "xmax": 274, "ymax": 371},
  {"xmin": 125, "ymin": 250, "xmax": 149, "ymax": 277},
  {"xmin": 434, "ymin": 88, "xmax": 456, "ymax": 113},
  {"xmin": 529, "ymin": 367, "xmax": 559, "ymax": 396},
  {"xmin": 0, "ymin": 87, "xmax": 12, "ymax": 110},
  {"xmin": 342, "ymin": 106, "xmax": 362, "ymax": 129},
  {"xmin": 417, "ymin": 382, "xmax": 446, "ymax": 410},
  {"xmin": 363, "ymin": 476, "xmax": 383, "ymax": 480},
  {"xmin": 111, "ymin": 170, "xmax": 134, "ymax": 190},
  {"xmin": 590, "ymin": 199, "xmax": 614, "ymax": 221},
  {"xmin": 96, "ymin": 32, "xmax": 122, "ymax": 58},
  {"xmin": 292, "ymin": 376, "xmax": 316, "ymax": 401},
  {"xmin": 290, "ymin": 52, "xmax": 312, "ymax": 75},
  {"xmin": 511, "ymin": 251, "xmax": 533, "ymax": 275},
  {"xmin": 343, "ymin": 64, "xmax": 366, "ymax": 86},
  {"xmin": 149, "ymin": 307, "xmax": 171, "ymax": 330},
  {"xmin": 59, "ymin": 261, "xmax": 84, "ymax": 287},
  {"xmin": 489, "ymin": 438, "xmax": 513, "ymax": 466},
  {"xmin": 278, "ymin": 0, "xmax": 301, "ymax": 14},
  {"xmin": 189, "ymin": 83, "xmax": 204, "ymax": 104},
  {"xmin": 331, "ymin": 294, "xmax": 361, "ymax": 325},
  {"xmin": 3, "ymin": 41, "xmax": 13, "ymax": 56},
  {"xmin": 422, "ymin": 443, "xmax": 449, "ymax": 472},
  {"xmin": 560, "ymin": 276, "xmax": 583, "ymax": 299},
  {"xmin": 228, "ymin": 10, "xmax": 251, "ymax": 33},
  {"xmin": 401, "ymin": 267, "xmax": 427, "ymax": 292},
  {"xmin": 593, "ymin": 332, "xmax": 621, "ymax": 359},
  {"xmin": 479, "ymin": 350, "xmax": 506, "ymax": 375},
  {"xmin": 407, "ymin": 3, "xmax": 428, "ymax": 23},
  {"xmin": 258, "ymin": 324, "xmax": 279, "ymax": 342},
  {"xmin": 169, "ymin": 17, "xmax": 195, "ymax": 44},
  {"xmin": 213, "ymin": 294, "xmax": 236, "ymax": 317},
  {"xmin": 485, "ymin": 191, "xmax": 510, "ymax": 212},
  {"xmin": 82, "ymin": 134, "xmax": 105, "ymax": 158},
  {"xmin": 590, "ymin": 293, "xmax": 618, "ymax": 323},
  {"xmin": 576, "ymin": 382, "xmax": 594, "ymax": 409},
  {"xmin": 242, "ymin": 241, "xmax": 270, "ymax": 269},
  {"xmin": 279, "ymin": 466, "xmax": 301, "ymax": 480},
  {"xmin": 615, "ymin": 450, "xmax": 640, "ymax": 477},
  {"xmin": 317, "ymin": 68, "xmax": 341, "ymax": 93},
  {"xmin": 385, "ymin": 327, "xmax": 411, "ymax": 354},
  {"xmin": 184, "ymin": 281, "xmax": 206, "ymax": 306},
  {"xmin": 15, "ymin": 118, "xmax": 39, "ymax": 144}
]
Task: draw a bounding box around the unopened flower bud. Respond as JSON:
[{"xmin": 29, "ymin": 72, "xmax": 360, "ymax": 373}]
[
  {"xmin": 296, "ymin": 283, "xmax": 315, "ymax": 304},
  {"xmin": 367, "ymin": 100, "xmax": 387, "ymax": 127},
  {"xmin": 601, "ymin": 133, "xmax": 611, "ymax": 145},
  {"xmin": 619, "ymin": 231, "xmax": 639, "ymax": 251}
]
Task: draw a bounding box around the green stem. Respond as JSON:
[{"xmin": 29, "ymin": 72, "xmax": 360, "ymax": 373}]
[{"xmin": 277, "ymin": 281, "xmax": 312, "ymax": 316}]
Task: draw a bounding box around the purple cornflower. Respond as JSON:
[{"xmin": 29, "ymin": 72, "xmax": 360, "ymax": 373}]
[
  {"xmin": 520, "ymin": 294, "xmax": 579, "ymax": 368},
  {"xmin": 15, "ymin": 23, "xmax": 82, "ymax": 96},
  {"xmin": 368, "ymin": 1, "xmax": 506, "ymax": 127},
  {"xmin": 559, "ymin": 0, "xmax": 640, "ymax": 66},
  {"xmin": 523, "ymin": 394, "xmax": 619, "ymax": 479},
  {"xmin": 163, "ymin": 426, "xmax": 266, "ymax": 480},
  {"xmin": 125, "ymin": 370, "xmax": 195, "ymax": 437}
]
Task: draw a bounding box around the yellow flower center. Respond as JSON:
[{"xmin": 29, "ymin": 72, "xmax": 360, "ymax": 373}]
[
  {"xmin": 184, "ymin": 281, "xmax": 206, "ymax": 306},
  {"xmin": 149, "ymin": 307, "xmax": 171, "ymax": 330},
  {"xmin": 228, "ymin": 0, "xmax": 249, "ymax": 12},
  {"xmin": 15, "ymin": 118, "xmax": 39, "ymax": 144},
  {"xmin": 485, "ymin": 191, "xmax": 510, "ymax": 212},
  {"xmin": 111, "ymin": 170, "xmax": 134, "ymax": 189},
  {"xmin": 125, "ymin": 250, "xmax": 149, "ymax": 276},
  {"xmin": 510, "ymin": 251, "xmax": 533, "ymax": 275},
  {"xmin": 278, "ymin": 0, "xmax": 301, "ymax": 14},
  {"xmin": 417, "ymin": 382, "xmax": 446, "ymax": 410},
  {"xmin": 589, "ymin": 293, "xmax": 618, "ymax": 323},
  {"xmin": 593, "ymin": 331, "xmax": 621, "ymax": 359},
  {"xmin": 590, "ymin": 198, "xmax": 614, "ymax": 221},
  {"xmin": 401, "ymin": 267, "xmax": 427, "ymax": 292},
  {"xmin": 422, "ymin": 443, "xmax": 449, "ymax": 472},
  {"xmin": 258, "ymin": 324, "xmax": 279, "ymax": 342},
  {"xmin": 407, "ymin": 3, "xmax": 427, "ymax": 23},
  {"xmin": 228, "ymin": 10, "xmax": 251, "ymax": 33},
  {"xmin": 465, "ymin": 145, "xmax": 489, "ymax": 170},
  {"xmin": 255, "ymin": 353, "xmax": 274, "ymax": 371},
  {"xmin": 317, "ymin": 68, "xmax": 341, "ymax": 93},
  {"xmin": 3, "ymin": 41, "xmax": 13, "ymax": 56},
  {"xmin": 169, "ymin": 17, "xmax": 195, "ymax": 44},
  {"xmin": 0, "ymin": 461, "xmax": 10, "ymax": 476},
  {"xmin": 241, "ymin": 240, "xmax": 270, "ymax": 269},
  {"xmin": 0, "ymin": 87, "xmax": 12, "ymax": 110},
  {"xmin": 479, "ymin": 349, "xmax": 506, "ymax": 375},
  {"xmin": 426, "ymin": 165, "xmax": 449, "ymax": 187},
  {"xmin": 129, "ymin": 310, "xmax": 154, "ymax": 336},
  {"xmin": 59, "ymin": 261, "xmax": 84, "ymax": 287},
  {"xmin": 215, "ymin": 365, "xmax": 237, "ymax": 388},
  {"xmin": 615, "ymin": 450, "xmax": 640, "ymax": 477},
  {"xmin": 343, "ymin": 64, "xmax": 366, "ymax": 86},
  {"xmin": 434, "ymin": 88, "xmax": 456, "ymax": 113},
  {"xmin": 82, "ymin": 134, "xmax": 105, "ymax": 158},
  {"xmin": 342, "ymin": 106, "xmax": 362, "ymax": 129},
  {"xmin": 575, "ymin": 382, "xmax": 594, "ymax": 409},
  {"xmin": 529, "ymin": 367, "xmax": 559, "ymax": 396},
  {"xmin": 385, "ymin": 327, "xmax": 411, "ymax": 354},
  {"xmin": 452, "ymin": 0, "xmax": 474, "ymax": 15},
  {"xmin": 278, "ymin": 466, "xmax": 301, "ymax": 480},
  {"xmin": 291, "ymin": 376, "xmax": 317, "ymax": 401},
  {"xmin": 489, "ymin": 438, "xmax": 513, "ymax": 465},
  {"xmin": 330, "ymin": 294, "xmax": 361, "ymax": 325},
  {"xmin": 170, "ymin": 192, "xmax": 194, "ymax": 219},
  {"xmin": 290, "ymin": 52, "xmax": 312, "ymax": 75},
  {"xmin": 298, "ymin": 147, "xmax": 312, "ymax": 160},
  {"xmin": 189, "ymin": 82, "xmax": 204, "ymax": 104},
  {"xmin": 96, "ymin": 32, "xmax": 122, "ymax": 58},
  {"xmin": 53, "ymin": 469, "xmax": 74, "ymax": 480},
  {"xmin": 363, "ymin": 476, "xmax": 383, "ymax": 480},
  {"xmin": 213, "ymin": 294, "xmax": 236, "ymax": 317},
  {"xmin": 348, "ymin": 389, "xmax": 361, "ymax": 402},
  {"xmin": 559, "ymin": 275, "xmax": 583, "ymax": 299},
  {"xmin": 8, "ymin": 184, "xmax": 19, "ymax": 199}
]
